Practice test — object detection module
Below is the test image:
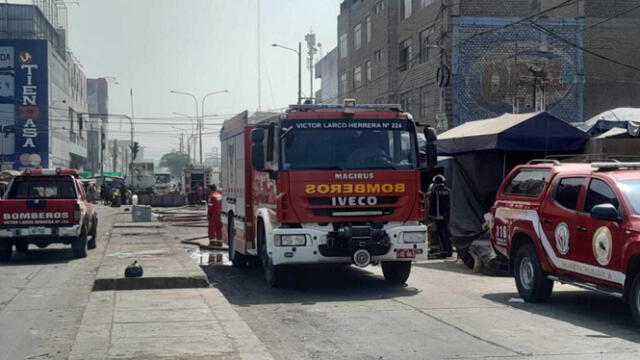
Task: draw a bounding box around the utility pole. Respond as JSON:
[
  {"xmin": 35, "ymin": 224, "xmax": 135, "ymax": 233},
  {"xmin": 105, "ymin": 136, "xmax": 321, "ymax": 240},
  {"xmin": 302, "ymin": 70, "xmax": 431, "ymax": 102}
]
[
  {"xmin": 305, "ymin": 30, "xmax": 318, "ymax": 103},
  {"xmin": 257, "ymin": 0, "xmax": 262, "ymax": 110},
  {"xmin": 129, "ymin": 89, "xmax": 135, "ymax": 185}
]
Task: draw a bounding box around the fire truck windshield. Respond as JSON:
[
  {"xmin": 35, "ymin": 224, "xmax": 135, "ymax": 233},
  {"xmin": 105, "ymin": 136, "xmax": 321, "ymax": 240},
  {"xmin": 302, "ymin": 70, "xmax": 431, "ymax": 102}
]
[{"xmin": 280, "ymin": 125, "xmax": 417, "ymax": 171}]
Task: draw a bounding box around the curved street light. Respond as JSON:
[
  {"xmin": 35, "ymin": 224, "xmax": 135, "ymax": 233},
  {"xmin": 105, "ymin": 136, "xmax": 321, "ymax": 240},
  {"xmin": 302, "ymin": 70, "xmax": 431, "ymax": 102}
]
[{"xmin": 272, "ymin": 43, "xmax": 302, "ymax": 104}]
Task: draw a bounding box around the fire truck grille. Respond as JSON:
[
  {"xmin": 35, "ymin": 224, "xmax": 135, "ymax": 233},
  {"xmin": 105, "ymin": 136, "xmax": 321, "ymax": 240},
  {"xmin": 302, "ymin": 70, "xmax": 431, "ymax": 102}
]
[
  {"xmin": 307, "ymin": 196, "xmax": 398, "ymax": 206},
  {"xmin": 311, "ymin": 208, "xmax": 395, "ymax": 217}
]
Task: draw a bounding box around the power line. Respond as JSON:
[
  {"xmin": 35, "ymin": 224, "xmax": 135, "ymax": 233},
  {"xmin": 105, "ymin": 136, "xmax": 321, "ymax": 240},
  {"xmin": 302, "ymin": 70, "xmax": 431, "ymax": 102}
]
[
  {"xmin": 577, "ymin": 2, "xmax": 640, "ymax": 33},
  {"xmin": 459, "ymin": 0, "xmax": 579, "ymax": 48},
  {"xmin": 530, "ymin": 22, "xmax": 640, "ymax": 73}
]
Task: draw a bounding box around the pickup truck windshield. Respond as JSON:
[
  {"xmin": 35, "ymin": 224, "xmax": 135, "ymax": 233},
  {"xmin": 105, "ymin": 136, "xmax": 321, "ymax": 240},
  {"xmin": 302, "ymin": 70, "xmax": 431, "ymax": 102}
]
[
  {"xmin": 619, "ymin": 180, "xmax": 640, "ymax": 215},
  {"xmin": 7, "ymin": 178, "xmax": 77, "ymax": 199},
  {"xmin": 280, "ymin": 120, "xmax": 417, "ymax": 171}
]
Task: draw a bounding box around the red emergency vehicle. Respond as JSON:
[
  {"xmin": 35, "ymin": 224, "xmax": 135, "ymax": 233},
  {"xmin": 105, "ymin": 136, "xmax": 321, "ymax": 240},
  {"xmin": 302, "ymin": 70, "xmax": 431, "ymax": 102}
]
[
  {"xmin": 220, "ymin": 102, "xmax": 429, "ymax": 287},
  {"xmin": 490, "ymin": 161, "xmax": 640, "ymax": 325},
  {"xmin": 0, "ymin": 168, "xmax": 98, "ymax": 260}
]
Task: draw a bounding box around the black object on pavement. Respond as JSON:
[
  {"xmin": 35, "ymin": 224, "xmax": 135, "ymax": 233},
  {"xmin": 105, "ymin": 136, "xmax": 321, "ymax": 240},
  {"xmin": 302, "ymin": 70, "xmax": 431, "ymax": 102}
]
[{"xmin": 124, "ymin": 261, "xmax": 143, "ymax": 278}]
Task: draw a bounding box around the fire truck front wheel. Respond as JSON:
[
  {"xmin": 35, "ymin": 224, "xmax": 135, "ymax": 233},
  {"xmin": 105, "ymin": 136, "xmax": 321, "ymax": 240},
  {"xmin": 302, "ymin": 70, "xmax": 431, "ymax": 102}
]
[
  {"xmin": 514, "ymin": 243, "xmax": 553, "ymax": 303},
  {"xmin": 258, "ymin": 221, "xmax": 287, "ymax": 287},
  {"xmin": 381, "ymin": 261, "xmax": 412, "ymax": 285}
]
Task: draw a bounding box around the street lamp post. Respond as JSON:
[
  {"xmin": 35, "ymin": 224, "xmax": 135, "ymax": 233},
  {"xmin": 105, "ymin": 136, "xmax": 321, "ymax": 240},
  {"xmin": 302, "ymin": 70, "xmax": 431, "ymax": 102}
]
[
  {"xmin": 170, "ymin": 90, "xmax": 199, "ymax": 163},
  {"xmin": 201, "ymin": 90, "xmax": 228, "ymax": 165},
  {"xmin": 171, "ymin": 90, "xmax": 228, "ymax": 165},
  {"xmin": 272, "ymin": 43, "xmax": 302, "ymax": 104},
  {"xmin": 173, "ymin": 112, "xmax": 196, "ymax": 164},
  {"xmin": 119, "ymin": 114, "xmax": 134, "ymax": 185}
]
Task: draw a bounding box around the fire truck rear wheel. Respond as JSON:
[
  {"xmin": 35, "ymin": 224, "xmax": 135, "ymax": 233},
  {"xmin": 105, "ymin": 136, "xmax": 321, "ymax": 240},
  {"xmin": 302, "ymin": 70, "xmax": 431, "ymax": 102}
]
[
  {"xmin": 15, "ymin": 243, "xmax": 28, "ymax": 253},
  {"xmin": 228, "ymin": 219, "xmax": 248, "ymax": 268},
  {"xmin": 71, "ymin": 226, "xmax": 88, "ymax": 259},
  {"xmin": 381, "ymin": 261, "xmax": 412, "ymax": 284},
  {"xmin": 630, "ymin": 273, "xmax": 640, "ymax": 327},
  {"xmin": 514, "ymin": 243, "xmax": 553, "ymax": 303},
  {"xmin": 0, "ymin": 241, "xmax": 12, "ymax": 261}
]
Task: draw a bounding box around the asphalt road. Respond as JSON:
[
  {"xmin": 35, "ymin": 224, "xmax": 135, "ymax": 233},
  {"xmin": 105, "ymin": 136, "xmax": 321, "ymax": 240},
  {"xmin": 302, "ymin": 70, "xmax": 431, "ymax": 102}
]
[
  {"xmin": 0, "ymin": 206, "xmax": 117, "ymax": 360},
  {"xmin": 203, "ymin": 259, "xmax": 640, "ymax": 360}
]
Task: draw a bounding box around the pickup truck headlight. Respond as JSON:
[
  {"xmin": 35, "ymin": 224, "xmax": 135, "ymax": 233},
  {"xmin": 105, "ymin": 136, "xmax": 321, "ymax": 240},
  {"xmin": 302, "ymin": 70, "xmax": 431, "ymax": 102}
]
[
  {"xmin": 274, "ymin": 234, "xmax": 307, "ymax": 246},
  {"xmin": 402, "ymin": 231, "xmax": 426, "ymax": 244}
]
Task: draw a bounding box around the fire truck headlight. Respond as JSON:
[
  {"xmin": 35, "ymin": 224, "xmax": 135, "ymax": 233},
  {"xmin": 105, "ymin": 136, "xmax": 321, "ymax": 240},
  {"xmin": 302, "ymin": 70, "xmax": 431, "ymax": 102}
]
[
  {"xmin": 275, "ymin": 234, "xmax": 307, "ymax": 247},
  {"xmin": 402, "ymin": 232, "xmax": 426, "ymax": 244}
]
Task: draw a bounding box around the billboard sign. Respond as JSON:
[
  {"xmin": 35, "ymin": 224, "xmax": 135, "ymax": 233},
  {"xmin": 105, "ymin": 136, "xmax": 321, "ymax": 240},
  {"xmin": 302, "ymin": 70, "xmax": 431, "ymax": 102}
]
[{"xmin": 0, "ymin": 40, "xmax": 49, "ymax": 169}]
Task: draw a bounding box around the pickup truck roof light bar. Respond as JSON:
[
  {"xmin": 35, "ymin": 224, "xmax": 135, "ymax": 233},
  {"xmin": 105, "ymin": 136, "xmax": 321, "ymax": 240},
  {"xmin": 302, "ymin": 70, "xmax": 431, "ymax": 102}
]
[
  {"xmin": 527, "ymin": 159, "xmax": 561, "ymax": 166},
  {"xmin": 25, "ymin": 168, "xmax": 80, "ymax": 177},
  {"xmin": 592, "ymin": 162, "xmax": 640, "ymax": 171}
]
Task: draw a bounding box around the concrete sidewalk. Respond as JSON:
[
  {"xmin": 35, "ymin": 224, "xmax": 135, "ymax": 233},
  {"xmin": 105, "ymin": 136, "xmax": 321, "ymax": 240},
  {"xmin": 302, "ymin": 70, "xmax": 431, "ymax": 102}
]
[
  {"xmin": 69, "ymin": 210, "xmax": 274, "ymax": 360},
  {"xmin": 92, "ymin": 212, "xmax": 209, "ymax": 291},
  {"xmin": 69, "ymin": 288, "xmax": 273, "ymax": 360}
]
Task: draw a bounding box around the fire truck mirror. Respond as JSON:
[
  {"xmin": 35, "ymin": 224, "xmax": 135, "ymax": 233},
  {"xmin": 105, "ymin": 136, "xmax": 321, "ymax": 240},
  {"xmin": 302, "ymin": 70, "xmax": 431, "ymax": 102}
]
[
  {"xmin": 424, "ymin": 126, "xmax": 438, "ymax": 143},
  {"xmin": 426, "ymin": 144, "xmax": 438, "ymax": 170},
  {"xmin": 251, "ymin": 142, "xmax": 266, "ymax": 172},
  {"xmin": 251, "ymin": 128, "xmax": 265, "ymax": 143}
]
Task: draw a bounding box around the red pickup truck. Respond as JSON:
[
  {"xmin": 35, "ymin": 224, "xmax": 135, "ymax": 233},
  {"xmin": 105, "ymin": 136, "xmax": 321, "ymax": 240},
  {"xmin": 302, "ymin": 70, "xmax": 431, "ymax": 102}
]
[
  {"xmin": 490, "ymin": 161, "xmax": 640, "ymax": 325},
  {"xmin": 0, "ymin": 168, "xmax": 98, "ymax": 261}
]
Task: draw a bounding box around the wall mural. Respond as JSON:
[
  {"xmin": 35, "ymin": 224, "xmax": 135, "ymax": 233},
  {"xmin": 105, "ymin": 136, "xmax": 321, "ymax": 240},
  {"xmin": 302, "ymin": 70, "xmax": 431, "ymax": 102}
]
[{"xmin": 451, "ymin": 17, "xmax": 584, "ymax": 126}]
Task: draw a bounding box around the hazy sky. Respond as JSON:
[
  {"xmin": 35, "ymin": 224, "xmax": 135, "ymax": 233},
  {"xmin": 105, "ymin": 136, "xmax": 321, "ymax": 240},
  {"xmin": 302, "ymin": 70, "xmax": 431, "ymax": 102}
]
[{"xmin": 55, "ymin": 0, "xmax": 340, "ymax": 160}]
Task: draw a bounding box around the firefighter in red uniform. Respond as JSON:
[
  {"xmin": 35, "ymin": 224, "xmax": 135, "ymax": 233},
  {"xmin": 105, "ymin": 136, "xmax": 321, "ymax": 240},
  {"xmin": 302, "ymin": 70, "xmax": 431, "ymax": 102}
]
[{"xmin": 207, "ymin": 184, "xmax": 223, "ymax": 247}]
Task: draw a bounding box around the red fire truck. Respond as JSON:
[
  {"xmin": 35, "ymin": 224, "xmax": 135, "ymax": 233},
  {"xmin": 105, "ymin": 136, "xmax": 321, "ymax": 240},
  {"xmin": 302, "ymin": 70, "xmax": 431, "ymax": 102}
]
[{"xmin": 220, "ymin": 102, "xmax": 429, "ymax": 287}]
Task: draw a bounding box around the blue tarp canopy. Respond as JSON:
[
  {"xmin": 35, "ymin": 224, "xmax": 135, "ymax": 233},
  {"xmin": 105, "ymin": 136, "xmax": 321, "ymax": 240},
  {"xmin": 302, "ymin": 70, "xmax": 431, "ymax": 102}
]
[{"xmin": 437, "ymin": 112, "xmax": 590, "ymax": 155}]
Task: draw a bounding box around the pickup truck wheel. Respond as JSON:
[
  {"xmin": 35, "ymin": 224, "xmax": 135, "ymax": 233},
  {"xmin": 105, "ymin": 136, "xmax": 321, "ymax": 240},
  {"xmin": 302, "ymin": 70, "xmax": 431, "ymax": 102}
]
[
  {"xmin": 71, "ymin": 227, "xmax": 88, "ymax": 259},
  {"xmin": 514, "ymin": 244, "xmax": 553, "ymax": 303},
  {"xmin": 381, "ymin": 261, "xmax": 412, "ymax": 284},
  {"xmin": 258, "ymin": 225, "xmax": 286, "ymax": 287},
  {"xmin": 0, "ymin": 241, "xmax": 12, "ymax": 261},
  {"xmin": 630, "ymin": 274, "xmax": 640, "ymax": 327},
  {"xmin": 88, "ymin": 218, "xmax": 98, "ymax": 250}
]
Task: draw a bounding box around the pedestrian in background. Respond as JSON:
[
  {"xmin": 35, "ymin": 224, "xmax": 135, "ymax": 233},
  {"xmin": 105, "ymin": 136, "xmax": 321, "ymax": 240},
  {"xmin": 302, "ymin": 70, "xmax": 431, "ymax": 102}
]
[
  {"xmin": 427, "ymin": 174, "xmax": 452, "ymax": 258},
  {"xmin": 207, "ymin": 184, "xmax": 223, "ymax": 247}
]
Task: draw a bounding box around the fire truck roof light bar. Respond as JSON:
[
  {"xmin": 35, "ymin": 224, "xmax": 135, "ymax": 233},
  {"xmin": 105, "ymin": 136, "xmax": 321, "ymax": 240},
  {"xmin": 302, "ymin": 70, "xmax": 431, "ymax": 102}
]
[
  {"xmin": 288, "ymin": 104, "xmax": 402, "ymax": 112},
  {"xmin": 592, "ymin": 162, "xmax": 640, "ymax": 170}
]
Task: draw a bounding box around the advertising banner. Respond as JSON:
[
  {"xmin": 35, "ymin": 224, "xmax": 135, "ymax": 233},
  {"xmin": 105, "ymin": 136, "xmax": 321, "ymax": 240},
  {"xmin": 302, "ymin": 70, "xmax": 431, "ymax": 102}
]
[{"xmin": 0, "ymin": 40, "xmax": 49, "ymax": 169}]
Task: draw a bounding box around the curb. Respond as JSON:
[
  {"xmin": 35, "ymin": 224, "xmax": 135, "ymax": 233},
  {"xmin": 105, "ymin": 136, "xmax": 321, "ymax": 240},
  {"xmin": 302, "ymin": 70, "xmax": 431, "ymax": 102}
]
[{"xmin": 92, "ymin": 275, "xmax": 210, "ymax": 291}]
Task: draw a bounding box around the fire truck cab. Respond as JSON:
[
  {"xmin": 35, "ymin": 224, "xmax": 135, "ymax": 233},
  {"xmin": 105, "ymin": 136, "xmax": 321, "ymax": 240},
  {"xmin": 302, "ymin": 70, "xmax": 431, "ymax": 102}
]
[{"xmin": 220, "ymin": 102, "xmax": 429, "ymax": 287}]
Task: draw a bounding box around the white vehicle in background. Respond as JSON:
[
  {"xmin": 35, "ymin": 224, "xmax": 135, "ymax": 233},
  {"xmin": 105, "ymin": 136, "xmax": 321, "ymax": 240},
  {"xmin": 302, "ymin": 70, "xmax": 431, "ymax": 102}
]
[
  {"xmin": 154, "ymin": 172, "xmax": 173, "ymax": 195},
  {"xmin": 128, "ymin": 162, "xmax": 155, "ymax": 194}
]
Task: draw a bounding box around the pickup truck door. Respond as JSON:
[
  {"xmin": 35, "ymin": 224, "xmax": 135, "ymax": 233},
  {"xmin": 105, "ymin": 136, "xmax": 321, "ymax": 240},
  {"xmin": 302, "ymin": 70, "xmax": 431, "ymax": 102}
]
[
  {"xmin": 539, "ymin": 177, "xmax": 586, "ymax": 269},
  {"xmin": 575, "ymin": 178, "xmax": 627, "ymax": 284}
]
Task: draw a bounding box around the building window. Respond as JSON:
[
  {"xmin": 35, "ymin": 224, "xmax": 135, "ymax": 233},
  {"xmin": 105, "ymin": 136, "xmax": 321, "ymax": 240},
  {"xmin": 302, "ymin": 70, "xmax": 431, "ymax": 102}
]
[
  {"xmin": 399, "ymin": 38, "xmax": 412, "ymax": 72},
  {"xmin": 353, "ymin": 23, "xmax": 362, "ymax": 50},
  {"xmin": 399, "ymin": 91, "xmax": 413, "ymax": 114},
  {"xmin": 341, "ymin": 73, "xmax": 348, "ymax": 94},
  {"xmin": 354, "ymin": 66, "xmax": 362, "ymax": 89},
  {"xmin": 419, "ymin": 27, "xmax": 434, "ymax": 63},
  {"xmin": 401, "ymin": 0, "xmax": 412, "ymax": 20},
  {"xmin": 375, "ymin": 50, "xmax": 382, "ymax": 63},
  {"xmin": 420, "ymin": 85, "xmax": 435, "ymax": 122},
  {"xmin": 340, "ymin": 33, "xmax": 348, "ymax": 59},
  {"xmin": 374, "ymin": 1, "xmax": 385, "ymax": 14},
  {"xmin": 421, "ymin": 0, "xmax": 434, "ymax": 8},
  {"xmin": 366, "ymin": 16, "xmax": 372, "ymax": 43},
  {"xmin": 366, "ymin": 60, "xmax": 372, "ymax": 82}
]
